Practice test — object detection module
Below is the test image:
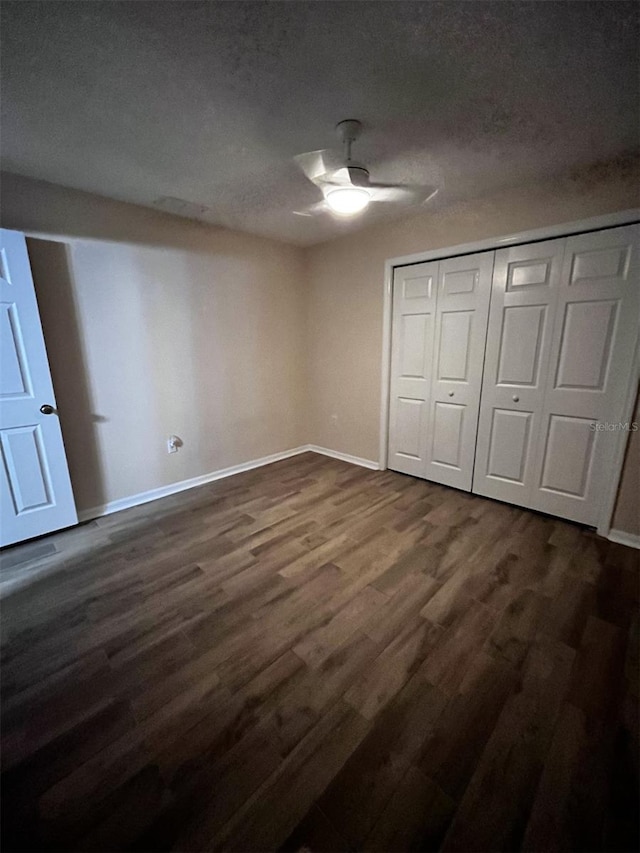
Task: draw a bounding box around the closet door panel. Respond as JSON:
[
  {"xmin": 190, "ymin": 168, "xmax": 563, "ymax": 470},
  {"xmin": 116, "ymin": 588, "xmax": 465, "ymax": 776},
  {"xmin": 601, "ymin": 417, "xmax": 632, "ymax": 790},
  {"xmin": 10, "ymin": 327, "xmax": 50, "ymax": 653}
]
[
  {"xmin": 538, "ymin": 415, "xmax": 595, "ymax": 496},
  {"xmin": 388, "ymin": 262, "xmax": 438, "ymax": 477},
  {"xmin": 431, "ymin": 401, "xmax": 465, "ymax": 468},
  {"xmin": 485, "ymin": 408, "xmax": 533, "ymax": 485},
  {"xmin": 473, "ymin": 238, "xmax": 566, "ymax": 506},
  {"xmin": 438, "ymin": 311, "xmax": 473, "ymax": 380},
  {"xmin": 530, "ymin": 224, "xmax": 639, "ymax": 524},
  {"xmin": 496, "ymin": 304, "xmax": 547, "ymax": 386},
  {"xmin": 424, "ymin": 252, "xmax": 494, "ymax": 490}
]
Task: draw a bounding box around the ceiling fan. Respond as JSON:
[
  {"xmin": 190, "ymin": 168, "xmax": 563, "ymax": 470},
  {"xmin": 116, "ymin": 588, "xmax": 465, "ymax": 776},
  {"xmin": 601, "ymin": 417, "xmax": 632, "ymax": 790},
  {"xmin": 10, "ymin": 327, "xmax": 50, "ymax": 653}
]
[{"xmin": 293, "ymin": 119, "xmax": 439, "ymax": 218}]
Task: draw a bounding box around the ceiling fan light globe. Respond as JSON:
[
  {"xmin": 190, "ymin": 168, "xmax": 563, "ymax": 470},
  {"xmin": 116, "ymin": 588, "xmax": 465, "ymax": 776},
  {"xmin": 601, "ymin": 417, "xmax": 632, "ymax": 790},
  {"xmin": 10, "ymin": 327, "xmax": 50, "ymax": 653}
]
[{"xmin": 326, "ymin": 187, "xmax": 370, "ymax": 216}]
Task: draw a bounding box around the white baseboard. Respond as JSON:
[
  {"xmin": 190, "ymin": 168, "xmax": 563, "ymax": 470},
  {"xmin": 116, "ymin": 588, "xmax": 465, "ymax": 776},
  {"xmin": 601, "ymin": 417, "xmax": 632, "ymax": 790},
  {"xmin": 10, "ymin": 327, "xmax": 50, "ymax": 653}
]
[
  {"xmin": 77, "ymin": 443, "xmax": 380, "ymax": 523},
  {"xmin": 306, "ymin": 445, "xmax": 380, "ymax": 471},
  {"xmin": 607, "ymin": 529, "xmax": 640, "ymax": 550},
  {"xmin": 77, "ymin": 445, "xmax": 310, "ymax": 522}
]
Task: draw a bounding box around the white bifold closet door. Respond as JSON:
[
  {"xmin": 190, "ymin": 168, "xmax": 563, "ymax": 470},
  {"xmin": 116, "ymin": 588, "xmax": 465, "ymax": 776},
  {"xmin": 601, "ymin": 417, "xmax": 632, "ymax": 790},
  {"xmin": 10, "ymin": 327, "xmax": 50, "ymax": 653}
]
[
  {"xmin": 472, "ymin": 238, "xmax": 566, "ymax": 507},
  {"xmin": 388, "ymin": 261, "xmax": 437, "ymax": 478},
  {"xmin": 388, "ymin": 252, "xmax": 493, "ymax": 489},
  {"xmin": 474, "ymin": 224, "xmax": 639, "ymax": 526}
]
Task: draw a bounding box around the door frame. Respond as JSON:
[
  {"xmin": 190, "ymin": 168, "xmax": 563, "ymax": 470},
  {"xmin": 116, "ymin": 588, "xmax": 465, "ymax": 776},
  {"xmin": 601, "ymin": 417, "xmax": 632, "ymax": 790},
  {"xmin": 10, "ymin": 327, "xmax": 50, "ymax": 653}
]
[{"xmin": 379, "ymin": 209, "xmax": 640, "ymax": 536}]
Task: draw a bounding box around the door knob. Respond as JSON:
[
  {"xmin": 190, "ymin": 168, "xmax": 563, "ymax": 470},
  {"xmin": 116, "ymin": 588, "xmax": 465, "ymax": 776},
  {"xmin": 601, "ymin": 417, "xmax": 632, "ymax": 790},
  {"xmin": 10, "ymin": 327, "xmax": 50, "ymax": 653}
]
[
  {"xmin": 448, "ymin": 391, "xmax": 454, "ymax": 397},
  {"xmin": 40, "ymin": 404, "xmax": 55, "ymax": 415},
  {"xmin": 512, "ymin": 395, "xmax": 520, "ymax": 403}
]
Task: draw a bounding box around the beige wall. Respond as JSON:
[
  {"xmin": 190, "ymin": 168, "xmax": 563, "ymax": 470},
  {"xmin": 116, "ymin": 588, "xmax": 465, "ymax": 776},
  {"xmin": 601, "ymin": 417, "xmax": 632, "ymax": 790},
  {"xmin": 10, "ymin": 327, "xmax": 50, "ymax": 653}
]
[{"xmin": 1, "ymin": 173, "xmax": 306, "ymax": 513}]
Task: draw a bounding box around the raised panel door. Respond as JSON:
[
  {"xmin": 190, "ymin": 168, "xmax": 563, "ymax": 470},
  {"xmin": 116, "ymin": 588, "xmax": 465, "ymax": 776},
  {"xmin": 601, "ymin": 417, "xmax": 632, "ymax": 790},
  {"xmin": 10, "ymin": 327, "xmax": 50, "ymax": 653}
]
[
  {"xmin": 473, "ymin": 238, "xmax": 566, "ymax": 506},
  {"xmin": 0, "ymin": 230, "xmax": 77, "ymax": 546},
  {"xmin": 388, "ymin": 262, "xmax": 437, "ymax": 476},
  {"xmin": 425, "ymin": 252, "xmax": 494, "ymax": 489},
  {"xmin": 530, "ymin": 224, "xmax": 640, "ymax": 524}
]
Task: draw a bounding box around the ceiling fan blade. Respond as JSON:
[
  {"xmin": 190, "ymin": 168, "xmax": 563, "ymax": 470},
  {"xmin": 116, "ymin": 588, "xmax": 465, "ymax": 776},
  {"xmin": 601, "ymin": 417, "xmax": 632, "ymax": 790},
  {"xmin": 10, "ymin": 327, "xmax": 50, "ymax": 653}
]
[
  {"xmin": 294, "ymin": 149, "xmax": 343, "ymax": 184},
  {"xmin": 310, "ymin": 169, "xmax": 356, "ymax": 189},
  {"xmin": 421, "ymin": 187, "xmax": 440, "ymax": 204},
  {"xmin": 368, "ymin": 181, "xmax": 437, "ymax": 192},
  {"xmin": 366, "ymin": 181, "xmax": 414, "ymax": 190},
  {"xmin": 292, "ymin": 200, "xmax": 329, "ymax": 217},
  {"xmin": 293, "ymin": 149, "xmax": 328, "ymax": 182},
  {"xmin": 326, "ymin": 167, "xmax": 353, "ymax": 185},
  {"xmin": 369, "ymin": 187, "xmax": 415, "ymax": 202},
  {"xmin": 369, "ymin": 185, "xmax": 439, "ymax": 204}
]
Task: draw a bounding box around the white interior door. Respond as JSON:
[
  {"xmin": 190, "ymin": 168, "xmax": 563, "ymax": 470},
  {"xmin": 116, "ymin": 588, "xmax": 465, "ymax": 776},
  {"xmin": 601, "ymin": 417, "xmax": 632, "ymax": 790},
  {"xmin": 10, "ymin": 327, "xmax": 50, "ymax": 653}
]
[
  {"xmin": 388, "ymin": 261, "xmax": 438, "ymax": 477},
  {"xmin": 424, "ymin": 252, "xmax": 494, "ymax": 490},
  {"xmin": 529, "ymin": 224, "xmax": 640, "ymax": 525},
  {"xmin": 473, "ymin": 238, "xmax": 566, "ymax": 506},
  {"xmin": 0, "ymin": 229, "xmax": 77, "ymax": 547}
]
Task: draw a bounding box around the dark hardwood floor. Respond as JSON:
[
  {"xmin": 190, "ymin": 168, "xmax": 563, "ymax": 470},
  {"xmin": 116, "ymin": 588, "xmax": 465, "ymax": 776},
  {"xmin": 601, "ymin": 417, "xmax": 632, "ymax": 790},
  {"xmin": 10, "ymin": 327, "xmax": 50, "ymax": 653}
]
[{"xmin": 1, "ymin": 452, "xmax": 638, "ymax": 852}]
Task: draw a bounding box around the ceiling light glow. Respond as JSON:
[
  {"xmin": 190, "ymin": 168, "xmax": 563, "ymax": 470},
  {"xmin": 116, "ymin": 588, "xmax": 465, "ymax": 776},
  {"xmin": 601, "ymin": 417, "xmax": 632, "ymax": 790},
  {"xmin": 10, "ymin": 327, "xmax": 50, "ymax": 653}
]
[{"xmin": 326, "ymin": 187, "xmax": 371, "ymax": 216}]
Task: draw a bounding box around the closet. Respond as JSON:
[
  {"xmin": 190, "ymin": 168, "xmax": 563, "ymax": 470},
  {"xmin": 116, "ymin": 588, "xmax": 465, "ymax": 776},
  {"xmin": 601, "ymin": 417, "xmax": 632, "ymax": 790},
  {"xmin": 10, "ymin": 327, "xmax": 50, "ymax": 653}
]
[
  {"xmin": 388, "ymin": 252, "xmax": 493, "ymax": 489},
  {"xmin": 387, "ymin": 223, "xmax": 639, "ymax": 526}
]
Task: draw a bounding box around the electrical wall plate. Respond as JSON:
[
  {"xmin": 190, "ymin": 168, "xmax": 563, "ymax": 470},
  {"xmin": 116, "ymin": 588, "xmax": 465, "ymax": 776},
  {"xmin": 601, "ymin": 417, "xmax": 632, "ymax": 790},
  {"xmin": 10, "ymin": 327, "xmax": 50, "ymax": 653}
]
[{"xmin": 167, "ymin": 435, "xmax": 183, "ymax": 453}]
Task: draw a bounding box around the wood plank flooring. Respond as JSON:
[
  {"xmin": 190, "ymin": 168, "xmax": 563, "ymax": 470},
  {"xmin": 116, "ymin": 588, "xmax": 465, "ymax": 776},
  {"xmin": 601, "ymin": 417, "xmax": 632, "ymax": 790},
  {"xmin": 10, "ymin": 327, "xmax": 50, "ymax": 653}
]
[{"xmin": 1, "ymin": 452, "xmax": 638, "ymax": 852}]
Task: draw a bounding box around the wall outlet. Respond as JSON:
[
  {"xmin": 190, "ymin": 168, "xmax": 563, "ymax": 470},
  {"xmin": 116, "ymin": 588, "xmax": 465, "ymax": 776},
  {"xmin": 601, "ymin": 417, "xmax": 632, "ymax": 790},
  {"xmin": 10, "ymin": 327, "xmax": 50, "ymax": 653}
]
[{"xmin": 167, "ymin": 435, "xmax": 182, "ymax": 453}]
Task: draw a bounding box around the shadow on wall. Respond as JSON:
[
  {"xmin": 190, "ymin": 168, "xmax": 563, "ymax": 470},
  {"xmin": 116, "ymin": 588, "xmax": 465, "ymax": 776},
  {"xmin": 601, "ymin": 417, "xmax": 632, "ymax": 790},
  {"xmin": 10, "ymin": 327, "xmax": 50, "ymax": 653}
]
[
  {"xmin": 26, "ymin": 238, "xmax": 105, "ymax": 513},
  {"xmin": 2, "ymin": 171, "xmax": 290, "ymax": 254}
]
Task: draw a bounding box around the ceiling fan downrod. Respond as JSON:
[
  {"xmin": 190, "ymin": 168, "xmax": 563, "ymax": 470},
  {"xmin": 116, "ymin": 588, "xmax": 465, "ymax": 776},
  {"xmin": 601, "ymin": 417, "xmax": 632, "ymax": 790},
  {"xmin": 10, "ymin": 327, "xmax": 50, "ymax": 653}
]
[{"xmin": 336, "ymin": 119, "xmax": 362, "ymax": 164}]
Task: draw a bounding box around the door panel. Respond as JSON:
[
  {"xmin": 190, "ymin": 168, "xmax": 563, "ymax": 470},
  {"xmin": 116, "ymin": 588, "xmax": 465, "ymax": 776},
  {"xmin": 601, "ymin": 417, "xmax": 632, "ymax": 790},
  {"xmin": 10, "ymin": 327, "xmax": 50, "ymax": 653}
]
[
  {"xmin": 538, "ymin": 415, "xmax": 595, "ymax": 497},
  {"xmin": 553, "ymin": 300, "xmax": 616, "ymax": 390},
  {"xmin": 1, "ymin": 302, "xmax": 32, "ymax": 397},
  {"xmin": 568, "ymin": 244, "xmax": 631, "ymax": 285},
  {"xmin": 486, "ymin": 408, "xmax": 533, "ymax": 484},
  {"xmin": 506, "ymin": 256, "xmax": 555, "ymax": 290},
  {"xmin": 423, "ymin": 252, "xmax": 494, "ymax": 489},
  {"xmin": 441, "ymin": 267, "xmax": 478, "ymax": 295},
  {"xmin": 399, "ymin": 314, "xmax": 431, "ymax": 377},
  {"xmin": 431, "ymin": 402, "xmax": 464, "ymax": 468},
  {"xmin": 529, "ymin": 224, "xmax": 639, "ymax": 524},
  {"xmin": 0, "ymin": 229, "xmax": 77, "ymax": 546},
  {"xmin": 1, "ymin": 425, "xmax": 53, "ymax": 513},
  {"xmin": 402, "ymin": 271, "xmax": 433, "ymax": 299},
  {"xmin": 473, "ymin": 238, "xmax": 566, "ymax": 506},
  {"xmin": 496, "ymin": 305, "xmax": 547, "ymax": 386},
  {"xmin": 394, "ymin": 397, "xmax": 427, "ymax": 460},
  {"xmin": 438, "ymin": 311, "xmax": 472, "ymax": 381},
  {"xmin": 388, "ymin": 262, "xmax": 437, "ymax": 476}
]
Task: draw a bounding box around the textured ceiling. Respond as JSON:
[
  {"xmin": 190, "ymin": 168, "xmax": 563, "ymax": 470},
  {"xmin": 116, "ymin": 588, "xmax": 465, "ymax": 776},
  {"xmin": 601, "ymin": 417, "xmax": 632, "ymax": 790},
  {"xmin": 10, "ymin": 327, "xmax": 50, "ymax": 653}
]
[{"xmin": 2, "ymin": 1, "xmax": 638, "ymax": 246}]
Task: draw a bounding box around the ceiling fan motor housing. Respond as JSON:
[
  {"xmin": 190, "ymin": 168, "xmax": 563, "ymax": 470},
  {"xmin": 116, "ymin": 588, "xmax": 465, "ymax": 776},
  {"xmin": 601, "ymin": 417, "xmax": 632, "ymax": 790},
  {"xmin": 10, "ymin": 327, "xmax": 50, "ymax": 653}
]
[
  {"xmin": 335, "ymin": 119, "xmax": 363, "ymax": 143},
  {"xmin": 346, "ymin": 165, "xmax": 370, "ymax": 187}
]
